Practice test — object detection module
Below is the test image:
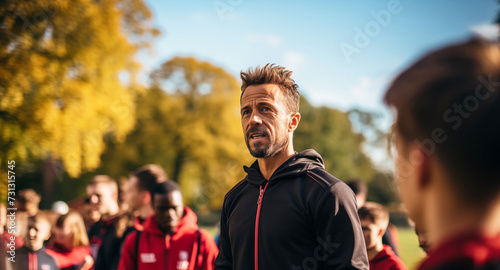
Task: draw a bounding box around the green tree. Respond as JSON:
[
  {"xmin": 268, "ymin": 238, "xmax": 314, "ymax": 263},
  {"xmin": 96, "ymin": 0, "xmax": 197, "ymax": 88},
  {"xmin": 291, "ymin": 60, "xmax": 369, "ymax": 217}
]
[{"xmin": 295, "ymin": 97, "xmax": 376, "ymax": 182}]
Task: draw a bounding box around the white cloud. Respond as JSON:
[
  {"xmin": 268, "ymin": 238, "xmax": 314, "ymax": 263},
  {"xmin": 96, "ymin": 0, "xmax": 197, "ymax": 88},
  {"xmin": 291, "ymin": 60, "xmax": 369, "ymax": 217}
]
[
  {"xmin": 471, "ymin": 24, "xmax": 499, "ymax": 40},
  {"xmin": 246, "ymin": 33, "xmax": 282, "ymax": 47},
  {"xmin": 283, "ymin": 50, "xmax": 306, "ymax": 72}
]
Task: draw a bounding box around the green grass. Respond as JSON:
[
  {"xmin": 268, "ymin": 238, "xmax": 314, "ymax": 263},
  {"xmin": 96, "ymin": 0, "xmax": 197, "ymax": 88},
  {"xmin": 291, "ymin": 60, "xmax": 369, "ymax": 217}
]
[
  {"xmin": 398, "ymin": 227, "xmax": 426, "ymax": 270},
  {"xmin": 202, "ymin": 225, "xmax": 425, "ymax": 270}
]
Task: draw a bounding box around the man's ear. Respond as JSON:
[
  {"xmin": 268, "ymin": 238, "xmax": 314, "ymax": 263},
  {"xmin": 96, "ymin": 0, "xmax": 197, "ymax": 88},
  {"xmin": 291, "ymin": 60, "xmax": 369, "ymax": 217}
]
[
  {"xmin": 288, "ymin": 112, "xmax": 301, "ymax": 132},
  {"xmin": 408, "ymin": 144, "xmax": 431, "ymax": 188},
  {"xmin": 143, "ymin": 191, "xmax": 151, "ymax": 205},
  {"xmin": 378, "ymin": 228, "xmax": 385, "ymax": 238}
]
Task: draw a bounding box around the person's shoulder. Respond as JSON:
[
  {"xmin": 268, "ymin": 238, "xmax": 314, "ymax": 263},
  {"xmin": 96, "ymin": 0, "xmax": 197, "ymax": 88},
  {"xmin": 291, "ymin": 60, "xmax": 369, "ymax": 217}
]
[
  {"xmin": 306, "ymin": 167, "xmax": 344, "ymax": 190},
  {"xmin": 223, "ymin": 178, "xmax": 248, "ymax": 201}
]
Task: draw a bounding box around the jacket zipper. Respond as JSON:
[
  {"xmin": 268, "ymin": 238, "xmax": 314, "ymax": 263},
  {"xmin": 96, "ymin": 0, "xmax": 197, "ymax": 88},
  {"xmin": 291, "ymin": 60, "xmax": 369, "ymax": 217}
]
[{"xmin": 254, "ymin": 182, "xmax": 268, "ymax": 270}]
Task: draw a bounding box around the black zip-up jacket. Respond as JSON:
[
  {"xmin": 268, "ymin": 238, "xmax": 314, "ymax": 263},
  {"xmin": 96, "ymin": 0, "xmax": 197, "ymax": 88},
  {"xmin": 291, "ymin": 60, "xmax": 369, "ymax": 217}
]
[{"xmin": 215, "ymin": 149, "xmax": 369, "ymax": 270}]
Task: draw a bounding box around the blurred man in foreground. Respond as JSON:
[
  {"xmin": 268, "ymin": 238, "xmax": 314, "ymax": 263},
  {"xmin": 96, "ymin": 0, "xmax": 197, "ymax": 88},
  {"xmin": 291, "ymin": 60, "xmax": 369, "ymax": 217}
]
[
  {"xmin": 358, "ymin": 202, "xmax": 407, "ymax": 270},
  {"xmin": 385, "ymin": 38, "xmax": 500, "ymax": 270}
]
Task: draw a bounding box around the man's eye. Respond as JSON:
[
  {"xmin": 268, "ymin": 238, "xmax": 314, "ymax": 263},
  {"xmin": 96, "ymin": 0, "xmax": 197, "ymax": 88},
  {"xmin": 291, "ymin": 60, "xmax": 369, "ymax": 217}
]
[
  {"xmin": 262, "ymin": 107, "xmax": 271, "ymax": 112},
  {"xmin": 242, "ymin": 110, "xmax": 250, "ymax": 115}
]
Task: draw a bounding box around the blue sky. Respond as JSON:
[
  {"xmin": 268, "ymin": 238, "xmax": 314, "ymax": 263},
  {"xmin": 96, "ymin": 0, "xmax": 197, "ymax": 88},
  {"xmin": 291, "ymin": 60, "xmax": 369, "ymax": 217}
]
[{"xmin": 137, "ymin": 0, "xmax": 498, "ymax": 165}]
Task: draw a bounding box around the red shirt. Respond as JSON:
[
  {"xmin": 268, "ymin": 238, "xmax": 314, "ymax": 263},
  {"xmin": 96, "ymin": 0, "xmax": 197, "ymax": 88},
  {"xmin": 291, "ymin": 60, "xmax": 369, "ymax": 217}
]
[
  {"xmin": 46, "ymin": 244, "xmax": 91, "ymax": 270},
  {"xmin": 419, "ymin": 232, "xmax": 500, "ymax": 270},
  {"xmin": 370, "ymin": 244, "xmax": 408, "ymax": 270},
  {"xmin": 118, "ymin": 207, "xmax": 218, "ymax": 270}
]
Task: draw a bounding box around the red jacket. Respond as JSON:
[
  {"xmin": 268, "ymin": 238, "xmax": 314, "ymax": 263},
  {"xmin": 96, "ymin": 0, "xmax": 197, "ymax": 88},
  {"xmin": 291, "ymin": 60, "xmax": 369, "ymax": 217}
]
[
  {"xmin": 370, "ymin": 245, "xmax": 408, "ymax": 270},
  {"xmin": 418, "ymin": 232, "xmax": 500, "ymax": 270},
  {"xmin": 118, "ymin": 208, "xmax": 218, "ymax": 270},
  {"xmin": 46, "ymin": 244, "xmax": 91, "ymax": 270}
]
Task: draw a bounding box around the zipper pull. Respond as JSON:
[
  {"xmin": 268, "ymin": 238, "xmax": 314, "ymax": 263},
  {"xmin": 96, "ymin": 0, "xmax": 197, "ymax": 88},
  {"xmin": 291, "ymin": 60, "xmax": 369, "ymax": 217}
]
[{"xmin": 257, "ymin": 183, "xmax": 268, "ymax": 205}]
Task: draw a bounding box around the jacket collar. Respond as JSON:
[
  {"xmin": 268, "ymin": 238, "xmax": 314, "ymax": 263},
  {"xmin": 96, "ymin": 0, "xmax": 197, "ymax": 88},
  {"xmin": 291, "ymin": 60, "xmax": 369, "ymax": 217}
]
[{"xmin": 244, "ymin": 149, "xmax": 325, "ymax": 185}]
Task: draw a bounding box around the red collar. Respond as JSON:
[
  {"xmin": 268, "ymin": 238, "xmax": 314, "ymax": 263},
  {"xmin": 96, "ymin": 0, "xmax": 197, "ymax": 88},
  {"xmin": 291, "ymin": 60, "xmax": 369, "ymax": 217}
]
[{"xmin": 419, "ymin": 232, "xmax": 500, "ymax": 270}]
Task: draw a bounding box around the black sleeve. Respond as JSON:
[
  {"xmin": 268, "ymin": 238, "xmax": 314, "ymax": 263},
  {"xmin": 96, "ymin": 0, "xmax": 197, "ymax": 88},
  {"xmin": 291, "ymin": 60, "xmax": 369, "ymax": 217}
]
[
  {"xmin": 313, "ymin": 181, "xmax": 369, "ymax": 270},
  {"xmin": 214, "ymin": 197, "xmax": 232, "ymax": 270}
]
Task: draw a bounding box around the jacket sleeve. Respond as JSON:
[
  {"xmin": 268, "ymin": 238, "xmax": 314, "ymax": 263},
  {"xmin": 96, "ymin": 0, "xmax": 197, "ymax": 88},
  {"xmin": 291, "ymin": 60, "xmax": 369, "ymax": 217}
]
[
  {"xmin": 117, "ymin": 231, "xmax": 137, "ymax": 270},
  {"xmin": 214, "ymin": 199, "xmax": 232, "ymax": 270},
  {"xmin": 198, "ymin": 229, "xmax": 219, "ymax": 270},
  {"xmin": 313, "ymin": 181, "xmax": 369, "ymax": 270}
]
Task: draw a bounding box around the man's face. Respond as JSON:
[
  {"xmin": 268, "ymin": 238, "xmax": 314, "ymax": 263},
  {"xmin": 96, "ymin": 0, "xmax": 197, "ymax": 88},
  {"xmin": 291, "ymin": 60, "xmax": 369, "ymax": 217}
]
[
  {"xmin": 86, "ymin": 183, "xmax": 115, "ymax": 215},
  {"xmin": 154, "ymin": 191, "xmax": 184, "ymax": 234},
  {"xmin": 360, "ymin": 218, "xmax": 383, "ymax": 249},
  {"xmin": 25, "ymin": 219, "xmax": 51, "ymax": 251},
  {"xmin": 125, "ymin": 176, "xmax": 143, "ymax": 211},
  {"xmin": 240, "ymin": 84, "xmax": 293, "ymax": 158}
]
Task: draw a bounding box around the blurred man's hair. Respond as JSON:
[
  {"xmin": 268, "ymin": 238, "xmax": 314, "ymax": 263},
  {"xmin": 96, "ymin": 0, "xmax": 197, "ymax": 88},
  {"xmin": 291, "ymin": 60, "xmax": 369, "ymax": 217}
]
[
  {"xmin": 346, "ymin": 179, "xmax": 367, "ymax": 196},
  {"xmin": 151, "ymin": 181, "xmax": 181, "ymax": 206},
  {"xmin": 88, "ymin": 175, "xmax": 117, "ymax": 193},
  {"xmin": 18, "ymin": 189, "xmax": 41, "ymax": 205},
  {"xmin": 384, "ymin": 38, "xmax": 500, "ymax": 203},
  {"xmin": 131, "ymin": 164, "xmax": 168, "ymax": 193},
  {"xmin": 240, "ymin": 63, "xmax": 300, "ymax": 113},
  {"xmin": 358, "ymin": 202, "xmax": 389, "ymax": 231}
]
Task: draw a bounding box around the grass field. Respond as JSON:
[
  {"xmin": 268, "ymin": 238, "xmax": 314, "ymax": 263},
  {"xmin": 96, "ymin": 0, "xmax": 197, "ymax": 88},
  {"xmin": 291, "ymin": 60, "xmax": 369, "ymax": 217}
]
[
  {"xmin": 201, "ymin": 226, "xmax": 426, "ymax": 270},
  {"xmin": 397, "ymin": 227, "xmax": 426, "ymax": 270}
]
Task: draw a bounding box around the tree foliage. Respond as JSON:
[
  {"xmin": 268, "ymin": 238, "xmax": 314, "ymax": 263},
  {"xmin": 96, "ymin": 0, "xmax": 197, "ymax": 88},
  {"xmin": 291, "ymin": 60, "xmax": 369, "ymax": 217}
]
[
  {"xmin": 295, "ymin": 97, "xmax": 376, "ymax": 182},
  {"xmin": 96, "ymin": 57, "xmax": 252, "ymax": 211},
  {"xmin": 0, "ymin": 0, "xmax": 158, "ymax": 178}
]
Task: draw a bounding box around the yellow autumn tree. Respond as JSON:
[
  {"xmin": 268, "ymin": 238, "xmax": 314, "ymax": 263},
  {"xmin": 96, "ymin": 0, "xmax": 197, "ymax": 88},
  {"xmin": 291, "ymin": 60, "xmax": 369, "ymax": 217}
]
[
  {"xmin": 97, "ymin": 56, "xmax": 252, "ymax": 211},
  {"xmin": 0, "ymin": 0, "xmax": 158, "ymax": 181}
]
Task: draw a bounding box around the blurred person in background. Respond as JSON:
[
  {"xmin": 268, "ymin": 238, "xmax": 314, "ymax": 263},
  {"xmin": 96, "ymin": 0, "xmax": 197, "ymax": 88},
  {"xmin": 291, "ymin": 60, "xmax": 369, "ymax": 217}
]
[
  {"xmin": 358, "ymin": 202, "xmax": 407, "ymax": 270},
  {"xmin": 16, "ymin": 189, "xmax": 41, "ymax": 217},
  {"xmin": 118, "ymin": 181, "xmax": 218, "ymax": 270},
  {"xmin": 77, "ymin": 197, "xmax": 101, "ymax": 233},
  {"xmin": 47, "ymin": 211, "xmax": 93, "ymax": 270},
  {"xmin": 15, "ymin": 214, "xmax": 59, "ymax": 270},
  {"xmin": 346, "ymin": 179, "xmax": 401, "ymax": 257},
  {"xmin": 86, "ymin": 175, "xmax": 130, "ymax": 270},
  {"xmin": 346, "ymin": 179, "xmax": 367, "ymax": 208},
  {"xmin": 118, "ymin": 177, "xmax": 130, "ymax": 212},
  {"xmin": 125, "ymin": 164, "xmax": 167, "ymax": 231},
  {"xmin": 385, "ymin": 38, "xmax": 500, "ymax": 270}
]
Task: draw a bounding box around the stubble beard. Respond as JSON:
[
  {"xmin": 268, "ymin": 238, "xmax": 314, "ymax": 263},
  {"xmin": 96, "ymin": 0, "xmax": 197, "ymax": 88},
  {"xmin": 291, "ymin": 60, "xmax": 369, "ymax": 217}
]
[{"xmin": 246, "ymin": 133, "xmax": 289, "ymax": 158}]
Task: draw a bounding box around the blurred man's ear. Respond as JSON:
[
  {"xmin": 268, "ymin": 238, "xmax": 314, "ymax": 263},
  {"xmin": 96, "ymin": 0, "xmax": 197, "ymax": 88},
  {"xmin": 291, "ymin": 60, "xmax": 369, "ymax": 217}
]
[
  {"xmin": 409, "ymin": 144, "xmax": 431, "ymax": 189},
  {"xmin": 377, "ymin": 227, "xmax": 385, "ymax": 238},
  {"xmin": 143, "ymin": 191, "xmax": 151, "ymax": 205}
]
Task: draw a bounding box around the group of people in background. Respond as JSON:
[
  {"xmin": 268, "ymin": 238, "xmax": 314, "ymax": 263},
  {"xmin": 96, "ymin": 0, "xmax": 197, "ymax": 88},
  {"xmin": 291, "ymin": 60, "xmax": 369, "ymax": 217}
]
[{"xmin": 1, "ymin": 37, "xmax": 500, "ymax": 270}]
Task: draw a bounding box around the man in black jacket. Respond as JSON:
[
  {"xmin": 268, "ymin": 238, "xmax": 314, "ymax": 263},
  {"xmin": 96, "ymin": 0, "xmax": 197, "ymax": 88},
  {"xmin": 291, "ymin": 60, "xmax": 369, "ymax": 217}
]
[{"xmin": 215, "ymin": 64, "xmax": 369, "ymax": 270}]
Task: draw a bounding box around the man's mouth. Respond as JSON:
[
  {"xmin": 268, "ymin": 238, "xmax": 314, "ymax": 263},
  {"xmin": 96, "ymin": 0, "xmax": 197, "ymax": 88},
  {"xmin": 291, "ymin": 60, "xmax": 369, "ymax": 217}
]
[{"xmin": 249, "ymin": 133, "xmax": 266, "ymax": 140}]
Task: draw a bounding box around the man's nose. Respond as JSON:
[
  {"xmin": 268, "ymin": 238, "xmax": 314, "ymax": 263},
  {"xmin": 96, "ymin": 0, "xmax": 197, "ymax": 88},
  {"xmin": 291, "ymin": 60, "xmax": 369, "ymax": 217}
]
[{"xmin": 250, "ymin": 111, "xmax": 262, "ymax": 126}]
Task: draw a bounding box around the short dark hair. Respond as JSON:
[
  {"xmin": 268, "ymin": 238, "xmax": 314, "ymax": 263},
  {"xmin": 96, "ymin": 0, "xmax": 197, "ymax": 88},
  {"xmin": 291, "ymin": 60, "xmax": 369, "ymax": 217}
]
[
  {"xmin": 384, "ymin": 38, "xmax": 500, "ymax": 202},
  {"xmin": 358, "ymin": 202, "xmax": 389, "ymax": 230},
  {"xmin": 131, "ymin": 164, "xmax": 168, "ymax": 194},
  {"xmin": 150, "ymin": 181, "xmax": 181, "ymax": 206},
  {"xmin": 346, "ymin": 179, "xmax": 367, "ymax": 196},
  {"xmin": 240, "ymin": 63, "xmax": 300, "ymax": 113}
]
